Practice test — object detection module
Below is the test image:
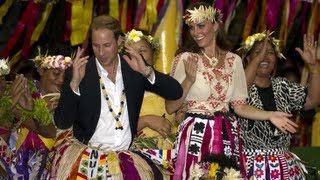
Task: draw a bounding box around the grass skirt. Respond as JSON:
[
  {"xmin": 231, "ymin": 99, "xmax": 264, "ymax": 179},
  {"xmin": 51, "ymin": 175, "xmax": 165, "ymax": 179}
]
[{"xmin": 50, "ymin": 138, "xmax": 163, "ymax": 180}]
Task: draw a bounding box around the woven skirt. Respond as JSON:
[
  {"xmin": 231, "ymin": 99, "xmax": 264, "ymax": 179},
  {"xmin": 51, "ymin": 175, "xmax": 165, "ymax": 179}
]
[
  {"xmin": 49, "ymin": 138, "xmax": 163, "ymax": 180},
  {"xmin": 173, "ymin": 112, "xmax": 243, "ymax": 180},
  {"xmin": 243, "ymin": 148, "xmax": 306, "ymax": 180}
]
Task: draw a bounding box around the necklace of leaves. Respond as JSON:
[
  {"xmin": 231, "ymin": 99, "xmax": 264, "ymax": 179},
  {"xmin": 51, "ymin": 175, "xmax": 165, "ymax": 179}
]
[{"xmin": 99, "ymin": 77, "xmax": 125, "ymax": 130}]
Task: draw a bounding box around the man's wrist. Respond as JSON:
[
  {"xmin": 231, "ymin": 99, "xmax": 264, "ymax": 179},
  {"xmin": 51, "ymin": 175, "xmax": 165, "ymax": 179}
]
[{"xmin": 143, "ymin": 66, "xmax": 153, "ymax": 78}]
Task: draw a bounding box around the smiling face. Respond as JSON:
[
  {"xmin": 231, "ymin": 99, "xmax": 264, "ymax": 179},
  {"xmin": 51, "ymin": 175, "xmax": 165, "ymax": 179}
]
[
  {"xmin": 247, "ymin": 41, "xmax": 277, "ymax": 78},
  {"xmin": 188, "ymin": 20, "xmax": 218, "ymax": 50},
  {"xmin": 129, "ymin": 39, "xmax": 155, "ymax": 65}
]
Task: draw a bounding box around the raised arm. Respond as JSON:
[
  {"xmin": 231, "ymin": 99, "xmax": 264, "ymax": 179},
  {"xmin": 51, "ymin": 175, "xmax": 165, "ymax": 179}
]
[
  {"xmin": 295, "ymin": 34, "xmax": 320, "ymax": 110},
  {"xmin": 166, "ymin": 56, "xmax": 197, "ymax": 114}
]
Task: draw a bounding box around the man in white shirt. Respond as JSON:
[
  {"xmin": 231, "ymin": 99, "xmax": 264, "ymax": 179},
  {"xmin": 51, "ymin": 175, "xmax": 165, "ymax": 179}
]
[{"xmin": 54, "ymin": 15, "xmax": 182, "ymax": 151}]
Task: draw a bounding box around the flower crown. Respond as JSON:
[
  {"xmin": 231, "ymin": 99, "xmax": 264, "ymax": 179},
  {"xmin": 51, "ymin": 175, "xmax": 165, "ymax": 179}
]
[
  {"xmin": 125, "ymin": 29, "xmax": 160, "ymax": 50},
  {"xmin": 32, "ymin": 54, "xmax": 73, "ymax": 70},
  {"xmin": 190, "ymin": 154, "xmax": 242, "ymax": 180},
  {"xmin": 183, "ymin": 5, "xmax": 222, "ymax": 25},
  {"xmin": 0, "ymin": 58, "xmax": 10, "ymax": 76},
  {"xmin": 241, "ymin": 32, "xmax": 285, "ymax": 59}
]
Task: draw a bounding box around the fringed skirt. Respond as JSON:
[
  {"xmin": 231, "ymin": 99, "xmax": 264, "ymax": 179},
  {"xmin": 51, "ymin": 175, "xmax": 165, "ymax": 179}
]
[
  {"xmin": 50, "ymin": 138, "xmax": 164, "ymax": 180},
  {"xmin": 243, "ymin": 148, "xmax": 306, "ymax": 180},
  {"xmin": 173, "ymin": 112, "xmax": 243, "ymax": 180}
]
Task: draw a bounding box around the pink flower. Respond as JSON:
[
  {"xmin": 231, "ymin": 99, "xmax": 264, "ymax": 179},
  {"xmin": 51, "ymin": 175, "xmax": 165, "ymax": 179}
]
[{"xmin": 270, "ymin": 169, "xmax": 280, "ymax": 179}]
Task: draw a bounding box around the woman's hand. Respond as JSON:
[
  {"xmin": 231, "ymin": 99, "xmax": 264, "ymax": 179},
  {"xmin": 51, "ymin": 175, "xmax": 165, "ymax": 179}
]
[
  {"xmin": 295, "ymin": 34, "xmax": 318, "ymax": 66},
  {"xmin": 10, "ymin": 74, "xmax": 33, "ymax": 111},
  {"xmin": 139, "ymin": 115, "xmax": 172, "ymax": 137},
  {"xmin": 175, "ymin": 103, "xmax": 188, "ymax": 124},
  {"xmin": 184, "ymin": 56, "xmax": 197, "ymax": 84},
  {"xmin": 70, "ymin": 47, "xmax": 89, "ymax": 90},
  {"xmin": 123, "ymin": 43, "xmax": 152, "ymax": 77},
  {"xmin": 269, "ymin": 111, "xmax": 297, "ymax": 134}
]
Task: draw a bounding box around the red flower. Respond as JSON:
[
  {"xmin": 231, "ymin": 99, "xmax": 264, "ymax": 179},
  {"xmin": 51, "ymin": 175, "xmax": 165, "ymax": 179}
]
[
  {"xmin": 255, "ymin": 155, "xmax": 264, "ymax": 162},
  {"xmin": 254, "ymin": 168, "xmax": 264, "ymax": 178}
]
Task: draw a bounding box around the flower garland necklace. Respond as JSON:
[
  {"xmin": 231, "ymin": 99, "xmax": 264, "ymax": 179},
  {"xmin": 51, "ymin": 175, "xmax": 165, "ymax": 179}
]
[
  {"xmin": 99, "ymin": 77, "xmax": 125, "ymax": 130},
  {"xmin": 202, "ymin": 50, "xmax": 218, "ymax": 67}
]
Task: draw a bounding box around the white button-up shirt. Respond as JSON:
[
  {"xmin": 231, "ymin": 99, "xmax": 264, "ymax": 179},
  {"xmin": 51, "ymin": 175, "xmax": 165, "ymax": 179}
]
[{"xmin": 88, "ymin": 57, "xmax": 131, "ymax": 150}]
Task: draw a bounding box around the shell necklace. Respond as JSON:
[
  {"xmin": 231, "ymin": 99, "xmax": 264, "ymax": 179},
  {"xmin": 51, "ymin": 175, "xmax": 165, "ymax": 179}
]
[
  {"xmin": 99, "ymin": 77, "xmax": 125, "ymax": 130},
  {"xmin": 202, "ymin": 50, "xmax": 218, "ymax": 67}
]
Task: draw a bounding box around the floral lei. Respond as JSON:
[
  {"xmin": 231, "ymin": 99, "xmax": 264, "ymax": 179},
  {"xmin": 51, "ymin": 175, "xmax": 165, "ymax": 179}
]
[
  {"xmin": 125, "ymin": 29, "xmax": 160, "ymax": 50},
  {"xmin": 31, "ymin": 49, "xmax": 73, "ymax": 70},
  {"xmin": 241, "ymin": 32, "xmax": 286, "ymax": 59},
  {"xmin": 183, "ymin": 5, "xmax": 222, "ymax": 25},
  {"xmin": 0, "ymin": 58, "xmax": 10, "ymax": 76}
]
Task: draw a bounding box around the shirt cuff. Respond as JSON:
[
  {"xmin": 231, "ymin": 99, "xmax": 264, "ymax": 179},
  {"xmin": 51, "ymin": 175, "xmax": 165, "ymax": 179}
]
[
  {"xmin": 146, "ymin": 70, "xmax": 155, "ymax": 84},
  {"xmin": 72, "ymin": 87, "xmax": 81, "ymax": 96}
]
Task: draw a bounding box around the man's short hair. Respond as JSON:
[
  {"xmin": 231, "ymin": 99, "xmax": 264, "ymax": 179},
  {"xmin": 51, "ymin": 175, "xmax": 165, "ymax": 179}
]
[{"xmin": 91, "ymin": 15, "xmax": 122, "ymax": 39}]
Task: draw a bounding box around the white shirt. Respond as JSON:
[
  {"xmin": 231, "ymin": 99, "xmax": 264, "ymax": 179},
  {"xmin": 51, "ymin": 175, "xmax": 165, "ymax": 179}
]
[{"xmin": 88, "ymin": 57, "xmax": 131, "ymax": 150}]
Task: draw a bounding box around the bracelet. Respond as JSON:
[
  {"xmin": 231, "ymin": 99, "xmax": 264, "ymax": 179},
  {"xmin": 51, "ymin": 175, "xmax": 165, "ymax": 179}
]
[
  {"xmin": 143, "ymin": 66, "xmax": 153, "ymax": 78},
  {"xmin": 309, "ymin": 65, "xmax": 320, "ymax": 75}
]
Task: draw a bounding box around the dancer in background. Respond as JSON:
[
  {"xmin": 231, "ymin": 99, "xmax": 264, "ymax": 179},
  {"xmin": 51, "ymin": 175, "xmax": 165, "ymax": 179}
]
[{"xmin": 240, "ymin": 31, "xmax": 320, "ymax": 179}]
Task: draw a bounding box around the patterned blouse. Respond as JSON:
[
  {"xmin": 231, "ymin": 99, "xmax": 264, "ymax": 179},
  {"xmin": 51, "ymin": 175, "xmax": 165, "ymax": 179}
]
[
  {"xmin": 171, "ymin": 52, "xmax": 248, "ymax": 116},
  {"xmin": 239, "ymin": 77, "xmax": 307, "ymax": 151}
]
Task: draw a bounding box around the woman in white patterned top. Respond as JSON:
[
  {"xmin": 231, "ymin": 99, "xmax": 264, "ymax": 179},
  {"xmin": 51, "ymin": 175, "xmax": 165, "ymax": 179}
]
[{"xmin": 165, "ymin": 2, "xmax": 297, "ymax": 179}]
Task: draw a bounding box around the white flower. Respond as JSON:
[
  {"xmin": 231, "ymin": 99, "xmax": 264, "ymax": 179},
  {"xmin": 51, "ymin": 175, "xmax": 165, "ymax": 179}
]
[
  {"xmin": 186, "ymin": 5, "xmax": 218, "ymax": 24},
  {"xmin": 222, "ymin": 168, "xmax": 242, "ymax": 180},
  {"xmin": 190, "ymin": 163, "xmax": 204, "ymax": 180},
  {"xmin": 0, "ymin": 58, "xmax": 10, "ymax": 76},
  {"xmin": 127, "ymin": 29, "xmax": 143, "ymax": 43}
]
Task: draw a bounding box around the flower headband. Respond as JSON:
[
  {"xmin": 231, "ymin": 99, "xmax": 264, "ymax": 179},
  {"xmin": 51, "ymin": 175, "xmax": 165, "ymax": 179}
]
[
  {"xmin": 241, "ymin": 32, "xmax": 286, "ymax": 59},
  {"xmin": 125, "ymin": 29, "xmax": 160, "ymax": 50},
  {"xmin": 0, "ymin": 58, "xmax": 10, "ymax": 76},
  {"xmin": 32, "ymin": 54, "xmax": 73, "ymax": 70},
  {"xmin": 183, "ymin": 5, "xmax": 222, "ymax": 25}
]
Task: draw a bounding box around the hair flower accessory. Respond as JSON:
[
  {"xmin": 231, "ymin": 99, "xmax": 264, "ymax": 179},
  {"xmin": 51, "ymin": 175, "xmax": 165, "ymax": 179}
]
[
  {"xmin": 0, "ymin": 58, "xmax": 10, "ymax": 76},
  {"xmin": 32, "ymin": 50, "xmax": 73, "ymax": 70},
  {"xmin": 190, "ymin": 154, "xmax": 243, "ymax": 180},
  {"xmin": 184, "ymin": 5, "xmax": 222, "ymax": 25},
  {"xmin": 125, "ymin": 29, "xmax": 160, "ymax": 50},
  {"xmin": 241, "ymin": 31, "xmax": 286, "ymax": 59}
]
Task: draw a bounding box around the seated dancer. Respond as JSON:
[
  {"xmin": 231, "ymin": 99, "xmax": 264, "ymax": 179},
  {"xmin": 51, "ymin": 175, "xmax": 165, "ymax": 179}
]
[
  {"xmin": 3, "ymin": 54, "xmax": 72, "ymax": 179},
  {"xmin": 239, "ymin": 32, "xmax": 320, "ymax": 179},
  {"xmin": 51, "ymin": 15, "xmax": 182, "ymax": 179},
  {"xmin": 125, "ymin": 29, "xmax": 178, "ymax": 176},
  {"xmin": 0, "ymin": 58, "xmax": 34, "ymax": 177}
]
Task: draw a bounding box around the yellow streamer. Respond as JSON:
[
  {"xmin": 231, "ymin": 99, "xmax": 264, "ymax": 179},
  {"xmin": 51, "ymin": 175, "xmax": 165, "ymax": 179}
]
[
  {"xmin": 31, "ymin": 2, "xmax": 54, "ymax": 42},
  {"xmin": 9, "ymin": 3, "xmax": 53, "ymax": 68},
  {"xmin": 307, "ymin": 3, "xmax": 319, "ymax": 35},
  {"xmin": 109, "ymin": 0, "xmax": 119, "ymax": 20},
  {"xmin": 154, "ymin": 0, "xmax": 182, "ymax": 74},
  {"xmin": 279, "ymin": 0, "xmax": 290, "ymax": 48},
  {"xmin": 107, "ymin": 151, "xmax": 122, "ymax": 176},
  {"xmin": 138, "ymin": 0, "xmax": 158, "ymax": 32},
  {"xmin": 70, "ymin": 0, "xmax": 93, "ymax": 46},
  {"xmin": 0, "ymin": 0, "xmax": 13, "ymax": 24},
  {"xmin": 120, "ymin": 0, "xmax": 127, "ymax": 33},
  {"xmin": 242, "ymin": 1, "xmax": 258, "ymax": 41}
]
